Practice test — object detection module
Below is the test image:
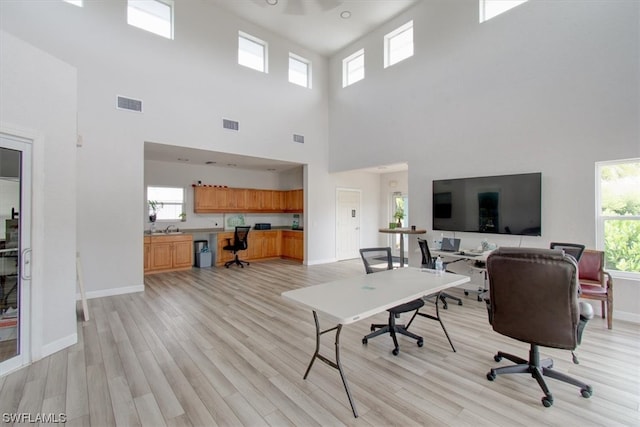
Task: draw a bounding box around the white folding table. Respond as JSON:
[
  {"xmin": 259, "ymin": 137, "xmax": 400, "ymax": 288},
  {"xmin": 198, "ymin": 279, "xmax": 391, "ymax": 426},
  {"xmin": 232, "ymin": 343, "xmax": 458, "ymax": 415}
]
[{"xmin": 282, "ymin": 267, "xmax": 470, "ymax": 417}]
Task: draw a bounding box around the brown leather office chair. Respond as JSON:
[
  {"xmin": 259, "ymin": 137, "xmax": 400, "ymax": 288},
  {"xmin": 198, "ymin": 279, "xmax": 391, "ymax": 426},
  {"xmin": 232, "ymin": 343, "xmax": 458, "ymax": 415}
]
[
  {"xmin": 579, "ymin": 249, "xmax": 613, "ymax": 329},
  {"xmin": 485, "ymin": 247, "xmax": 594, "ymax": 407}
]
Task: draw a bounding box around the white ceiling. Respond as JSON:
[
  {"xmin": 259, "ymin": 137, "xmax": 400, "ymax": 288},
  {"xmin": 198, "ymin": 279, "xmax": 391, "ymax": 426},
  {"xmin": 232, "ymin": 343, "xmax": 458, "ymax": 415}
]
[
  {"xmin": 208, "ymin": 0, "xmax": 420, "ymax": 57},
  {"xmin": 148, "ymin": 0, "xmax": 415, "ymax": 174}
]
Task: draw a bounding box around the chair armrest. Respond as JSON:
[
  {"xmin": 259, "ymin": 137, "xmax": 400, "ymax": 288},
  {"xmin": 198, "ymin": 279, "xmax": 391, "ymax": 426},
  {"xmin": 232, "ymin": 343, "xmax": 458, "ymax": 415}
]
[
  {"xmin": 577, "ymin": 301, "xmax": 594, "ymax": 345},
  {"xmin": 485, "ymin": 298, "xmax": 493, "ymax": 325},
  {"xmin": 604, "ymin": 271, "xmax": 613, "ymax": 290},
  {"xmin": 225, "ymin": 238, "xmax": 232, "ymax": 245}
]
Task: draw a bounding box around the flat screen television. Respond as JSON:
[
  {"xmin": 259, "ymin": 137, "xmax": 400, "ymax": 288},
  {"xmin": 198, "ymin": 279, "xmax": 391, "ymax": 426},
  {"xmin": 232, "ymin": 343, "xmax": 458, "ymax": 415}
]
[{"xmin": 432, "ymin": 172, "xmax": 542, "ymax": 236}]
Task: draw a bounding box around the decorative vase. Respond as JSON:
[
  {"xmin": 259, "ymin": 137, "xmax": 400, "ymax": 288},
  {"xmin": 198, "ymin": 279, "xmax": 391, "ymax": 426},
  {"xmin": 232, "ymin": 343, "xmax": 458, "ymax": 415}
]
[{"xmin": 396, "ymin": 218, "xmax": 402, "ymax": 228}]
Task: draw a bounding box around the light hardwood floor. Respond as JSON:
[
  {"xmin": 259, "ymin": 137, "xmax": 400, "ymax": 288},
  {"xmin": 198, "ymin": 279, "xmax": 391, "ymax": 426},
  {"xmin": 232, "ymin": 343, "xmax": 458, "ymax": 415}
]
[{"xmin": 1, "ymin": 259, "xmax": 639, "ymax": 426}]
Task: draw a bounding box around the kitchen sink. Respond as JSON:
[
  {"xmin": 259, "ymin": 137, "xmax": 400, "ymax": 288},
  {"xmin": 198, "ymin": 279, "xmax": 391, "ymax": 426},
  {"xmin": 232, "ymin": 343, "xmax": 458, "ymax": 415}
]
[{"xmin": 149, "ymin": 231, "xmax": 184, "ymax": 235}]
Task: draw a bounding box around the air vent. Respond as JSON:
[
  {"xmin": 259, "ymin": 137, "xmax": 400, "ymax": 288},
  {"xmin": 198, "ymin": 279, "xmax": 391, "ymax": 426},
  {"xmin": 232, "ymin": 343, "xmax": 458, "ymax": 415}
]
[
  {"xmin": 293, "ymin": 134, "xmax": 305, "ymax": 144},
  {"xmin": 116, "ymin": 95, "xmax": 143, "ymax": 112},
  {"xmin": 223, "ymin": 119, "xmax": 239, "ymax": 131}
]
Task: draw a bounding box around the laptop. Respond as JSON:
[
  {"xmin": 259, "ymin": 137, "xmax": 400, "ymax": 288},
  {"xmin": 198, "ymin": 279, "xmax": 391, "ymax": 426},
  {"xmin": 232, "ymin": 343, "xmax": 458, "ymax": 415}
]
[{"xmin": 440, "ymin": 237, "xmax": 461, "ymax": 252}]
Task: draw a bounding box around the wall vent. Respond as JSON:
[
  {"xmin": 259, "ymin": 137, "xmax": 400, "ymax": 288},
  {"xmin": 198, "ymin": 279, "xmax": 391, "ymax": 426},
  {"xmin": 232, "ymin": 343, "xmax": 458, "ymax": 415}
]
[
  {"xmin": 223, "ymin": 119, "xmax": 239, "ymax": 131},
  {"xmin": 293, "ymin": 134, "xmax": 305, "ymax": 144},
  {"xmin": 116, "ymin": 95, "xmax": 143, "ymax": 112}
]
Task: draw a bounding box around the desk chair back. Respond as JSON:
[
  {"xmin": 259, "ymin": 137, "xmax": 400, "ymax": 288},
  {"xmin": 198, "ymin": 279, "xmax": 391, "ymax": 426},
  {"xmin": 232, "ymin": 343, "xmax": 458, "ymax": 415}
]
[
  {"xmin": 417, "ymin": 238, "xmax": 434, "ymax": 268},
  {"xmin": 359, "ymin": 247, "xmax": 393, "ymax": 274},
  {"xmin": 550, "ymin": 242, "xmax": 585, "ymax": 263}
]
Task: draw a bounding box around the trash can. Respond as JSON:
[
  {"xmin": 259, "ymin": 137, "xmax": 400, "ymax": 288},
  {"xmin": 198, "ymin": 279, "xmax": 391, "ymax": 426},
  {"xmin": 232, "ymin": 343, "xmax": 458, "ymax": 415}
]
[
  {"xmin": 194, "ymin": 240, "xmax": 210, "ymax": 267},
  {"xmin": 196, "ymin": 251, "xmax": 212, "ymax": 268}
]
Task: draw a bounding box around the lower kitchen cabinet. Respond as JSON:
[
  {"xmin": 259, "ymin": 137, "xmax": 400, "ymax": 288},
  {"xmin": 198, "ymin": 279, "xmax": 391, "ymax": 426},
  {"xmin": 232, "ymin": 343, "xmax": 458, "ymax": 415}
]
[
  {"xmin": 281, "ymin": 231, "xmax": 303, "ymax": 261},
  {"xmin": 215, "ymin": 230, "xmax": 302, "ymax": 266},
  {"xmin": 144, "ymin": 234, "xmax": 194, "ymax": 274}
]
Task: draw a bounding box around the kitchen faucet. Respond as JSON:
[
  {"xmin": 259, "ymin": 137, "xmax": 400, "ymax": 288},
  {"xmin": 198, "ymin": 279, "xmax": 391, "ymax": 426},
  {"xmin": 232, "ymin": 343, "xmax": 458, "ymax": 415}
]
[{"xmin": 165, "ymin": 224, "xmax": 176, "ymax": 233}]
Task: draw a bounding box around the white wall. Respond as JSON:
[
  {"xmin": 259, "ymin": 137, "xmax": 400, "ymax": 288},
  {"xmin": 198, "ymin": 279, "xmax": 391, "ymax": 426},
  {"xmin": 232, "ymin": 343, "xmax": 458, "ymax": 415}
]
[
  {"xmin": 328, "ymin": 0, "xmax": 640, "ymax": 321},
  {"xmin": 1, "ymin": 1, "xmax": 336, "ymax": 296},
  {"xmin": 0, "ymin": 31, "xmax": 78, "ymax": 359}
]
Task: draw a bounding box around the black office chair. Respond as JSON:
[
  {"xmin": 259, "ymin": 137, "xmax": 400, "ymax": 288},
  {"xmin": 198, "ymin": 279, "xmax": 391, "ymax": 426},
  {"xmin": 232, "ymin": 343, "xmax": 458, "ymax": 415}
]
[
  {"xmin": 417, "ymin": 238, "xmax": 463, "ymax": 309},
  {"xmin": 550, "ymin": 242, "xmax": 586, "ymax": 262},
  {"xmin": 223, "ymin": 226, "xmax": 251, "ymax": 268},
  {"xmin": 359, "ymin": 247, "xmax": 425, "ymax": 355},
  {"xmin": 485, "ymin": 247, "xmax": 594, "ymax": 407}
]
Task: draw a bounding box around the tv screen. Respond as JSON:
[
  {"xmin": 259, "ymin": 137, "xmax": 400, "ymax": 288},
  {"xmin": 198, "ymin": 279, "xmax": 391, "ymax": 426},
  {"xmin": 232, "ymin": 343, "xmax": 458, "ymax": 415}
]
[{"xmin": 432, "ymin": 172, "xmax": 542, "ymax": 236}]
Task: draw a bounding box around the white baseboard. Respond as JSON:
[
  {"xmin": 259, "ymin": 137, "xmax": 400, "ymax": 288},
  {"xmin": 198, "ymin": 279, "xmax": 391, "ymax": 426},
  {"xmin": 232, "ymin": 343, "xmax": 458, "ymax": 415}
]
[
  {"xmin": 76, "ymin": 284, "xmax": 145, "ymax": 300},
  {"xmin": 306, "ymin": 257, "xmax": 339, "ymax": 266},
  {"xmin": 40, "ymin": 333, "xmax": 77, "ymax": 359}
]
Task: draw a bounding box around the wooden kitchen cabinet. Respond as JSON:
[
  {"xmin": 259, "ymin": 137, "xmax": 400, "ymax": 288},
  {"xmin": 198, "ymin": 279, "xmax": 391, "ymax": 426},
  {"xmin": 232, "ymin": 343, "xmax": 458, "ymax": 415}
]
[
  {"xmin": 144, "ymin": 234, "xmax": 193, "ymax": 274},
  {"xmin": 194, "ymin": 187, "xmax": 302, "ymax": 213},
  {"xmin": 282, "ymin": 231, "xmax": 303, "ymax": 261},
  {"xmin": 285, "ymin": 189, "xmax": 303, "ymax": 212},
  {"xmin": 215, "ymin": 230, "xmax": 301, "ymax": 266},
  {"xmin": 144, "ymin": 237, "xmax": 151, "ymax": 272}
]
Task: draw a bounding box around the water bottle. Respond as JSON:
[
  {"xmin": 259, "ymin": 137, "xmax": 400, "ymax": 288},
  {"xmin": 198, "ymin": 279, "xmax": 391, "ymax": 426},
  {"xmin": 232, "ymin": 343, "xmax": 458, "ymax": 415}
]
[{"xmin": 435, "ymin": 256, "xmax": 444, "ymax": 274}]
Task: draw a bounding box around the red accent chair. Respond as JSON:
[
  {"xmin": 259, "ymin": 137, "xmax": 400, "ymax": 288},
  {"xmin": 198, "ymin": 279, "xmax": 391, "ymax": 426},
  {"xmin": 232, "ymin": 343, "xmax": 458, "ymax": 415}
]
[{"xmin": 578, "ymin": 249, "xmax": 613, "ymax": 329}]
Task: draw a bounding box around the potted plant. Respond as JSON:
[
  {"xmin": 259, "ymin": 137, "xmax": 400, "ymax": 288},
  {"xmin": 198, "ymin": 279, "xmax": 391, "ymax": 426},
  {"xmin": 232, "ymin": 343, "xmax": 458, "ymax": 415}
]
[
  {"xmin": 394, "ymin": 207, "xmax": 404, "ymax": 228},
  {"xmin": 179, "ymin": 212, "xmax": 187, "ymax": 222},
  {"xmin": 148, "ymin": 200, "xmax": 163, "ymax": 223}
]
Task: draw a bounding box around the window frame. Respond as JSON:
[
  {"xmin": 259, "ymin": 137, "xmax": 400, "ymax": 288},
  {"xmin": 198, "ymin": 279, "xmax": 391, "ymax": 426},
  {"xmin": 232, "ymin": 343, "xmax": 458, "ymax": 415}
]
[
  {"xmin": 384, "ymin": 20, "xmax": 414, "ymax": 68},
  {"xmin": 127, "ymin": 0, "xmax": 174, "ymax": 40},
  {"xmin": 288, "ymin": 53, "xmax": 312, "ymax": 88},
  {"xmin": 479, "ymin": 0, "xmax": 528, "ymax": 23},
  {"xmin": 238, "ymin": 31, "xmax": 269, "ymax": 73},
  {"xmin": 595, "ymin": 158, "xmax": 640, "ymax": 280},
  {"xmin": 342, "ymin": 48, "xmax": 365, "ymax": 88},
  {"xmin": 147, "ymin": 185, "xmax": 185, "ymax": 222}
]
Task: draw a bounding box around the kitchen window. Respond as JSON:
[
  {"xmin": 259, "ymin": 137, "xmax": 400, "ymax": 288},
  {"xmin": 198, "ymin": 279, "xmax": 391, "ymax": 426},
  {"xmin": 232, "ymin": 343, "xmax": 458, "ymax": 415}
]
[{"xmin": 147, "ymin": 186, "xmax": 184, "ymax": 221}]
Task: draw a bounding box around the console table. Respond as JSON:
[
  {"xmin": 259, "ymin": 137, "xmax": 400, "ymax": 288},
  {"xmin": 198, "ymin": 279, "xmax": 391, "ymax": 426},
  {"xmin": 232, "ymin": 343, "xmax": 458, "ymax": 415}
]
[{"xmin": 378, "ymin": 227, "xmax": 426, "ymax": 267}]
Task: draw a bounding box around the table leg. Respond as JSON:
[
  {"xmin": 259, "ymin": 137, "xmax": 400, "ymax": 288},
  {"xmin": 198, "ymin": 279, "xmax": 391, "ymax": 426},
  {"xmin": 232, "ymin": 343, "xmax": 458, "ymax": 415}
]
[
  {"xmin": 303, "ymin": 311, "xmax": 358, "ymax": 417},
  {"xmin": 399, "ymin": 233, "xmax": 405, "ymax": 267}
]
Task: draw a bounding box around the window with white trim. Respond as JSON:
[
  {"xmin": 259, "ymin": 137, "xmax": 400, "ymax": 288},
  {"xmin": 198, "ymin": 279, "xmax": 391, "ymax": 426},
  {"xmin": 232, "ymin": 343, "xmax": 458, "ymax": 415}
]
[
  {"xmin": 63, "ymin": 0, "xmax": 83, "ymax": 6},
  {"xmin": 238, "ymin": 32, "xmax": 268, "ymax": 73},
  {"xmin": 289, "ymin": 53, "xmax": 311, "ymax": 88},
  {"xmin": 479, "ymin": 0, "xmax": 528, "ymax": 23},
  {"xmin": 147, "ymin": 186, "xmax": 184, "ymax": 221},
  {"xmin": 384, "ymin": 20, "xmax": 413, "ymax": 68},
  {"xmin": 342, "ymin": 49, "xmax": 365, "ymax": 88},
  {"xmin": 127, "ymin": 0, "xmax": 174, "ymax": 39},
  {"xmin": 596, "ymin": 159, "xmax": 640, "ymax": 276}
]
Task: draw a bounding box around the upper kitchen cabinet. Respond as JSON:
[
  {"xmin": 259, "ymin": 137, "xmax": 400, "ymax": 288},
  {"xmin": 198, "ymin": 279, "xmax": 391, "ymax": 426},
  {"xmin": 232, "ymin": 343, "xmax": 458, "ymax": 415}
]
[
  {"xmin": 285, "ymin": 189, "xmax": 303, "ymax": 212},
  {"xmin": 194, "ymin": 187, "xmax": 302, "ymax": 213}
]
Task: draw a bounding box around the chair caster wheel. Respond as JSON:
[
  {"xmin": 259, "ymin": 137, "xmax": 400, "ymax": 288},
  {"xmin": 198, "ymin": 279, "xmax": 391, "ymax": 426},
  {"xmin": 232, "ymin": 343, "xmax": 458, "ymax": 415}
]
[
  {"xmin": 370, "ymin": 325, "xmax": 375, "ymax": 332},
  {"xmin": 417, "ymin": 339, "xmax": 424, "ymax": 347},
  {"xmin": 458, "ymin": 300, "xmax": 463, "ymax": 306},
  {"xmin": 494, "ymin": 354, "xmax": 502, "ymax": 362},
  {"xmin": 487, "ymin": 371, "xmax": 496, "ymax": 381},
  {"xmin": 442, "ymin": 304, "xmax": 448, "ymax": 310},
  {"xmin": 477, "ymin": 296, "xmax": 482, "ymax": 302},
  {"xmin": 362, "ymin": 337, "xmax": 368, "ymax": 345},
  {"xmin": 225, "ymin": 265, "xmax": 230, "ymax": 268},
  {"xmin": 581, "ymin": 387, "xmax": 593, "ymax": 398},
  {"xmin": 464, "ymin": 291, "xmax": 469, "ymax": 296},
  {"xmin": 392, "ymin": 348, "xmax": 399, "ymax": 356},
  {"xmin": 542, "ymin": 397, "xmax": 553, "ymax": 407}
]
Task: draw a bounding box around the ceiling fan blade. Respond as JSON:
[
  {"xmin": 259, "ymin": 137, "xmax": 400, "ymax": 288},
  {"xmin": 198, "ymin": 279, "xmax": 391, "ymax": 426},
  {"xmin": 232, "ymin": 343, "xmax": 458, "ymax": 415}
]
[{"xmin": 284, "ymin": 0, "xmax": 306, "ymax": 15}]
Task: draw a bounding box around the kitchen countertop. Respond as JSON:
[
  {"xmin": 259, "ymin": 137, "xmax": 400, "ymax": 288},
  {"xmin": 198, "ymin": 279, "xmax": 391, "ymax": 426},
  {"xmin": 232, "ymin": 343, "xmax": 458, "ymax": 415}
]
[{"xmin": 144, "ymin": 227, "xmax": 303, "ymax": 236}]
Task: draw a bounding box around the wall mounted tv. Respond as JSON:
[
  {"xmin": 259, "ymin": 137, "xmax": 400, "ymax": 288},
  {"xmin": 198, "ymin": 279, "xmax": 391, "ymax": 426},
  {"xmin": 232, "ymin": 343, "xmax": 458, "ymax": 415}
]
[{"xmin": 432, "ymin": 172, "xmax": 542, "ymax": 236}]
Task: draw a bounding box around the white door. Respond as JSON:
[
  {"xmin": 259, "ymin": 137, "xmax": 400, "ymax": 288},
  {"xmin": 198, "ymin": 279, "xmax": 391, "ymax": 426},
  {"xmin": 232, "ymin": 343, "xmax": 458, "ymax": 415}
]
[
  {"xmin": 336, "ymin": 189, "xmax": 361, "ymax": 260},
  {"xmin": 0, "ymin": 134, "xmax": 32, "ymax": 375}
]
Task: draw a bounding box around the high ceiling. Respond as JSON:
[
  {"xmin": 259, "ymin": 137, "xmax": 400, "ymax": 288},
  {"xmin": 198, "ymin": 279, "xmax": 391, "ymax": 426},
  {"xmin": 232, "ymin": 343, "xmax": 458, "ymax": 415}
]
[
  {"xmin": 149, "ymin": 0, "xmax": 415, "ymax": 174},
  {"xmin": 208, "ymin": 0, "xmax": 420, "ymax": 57}
]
